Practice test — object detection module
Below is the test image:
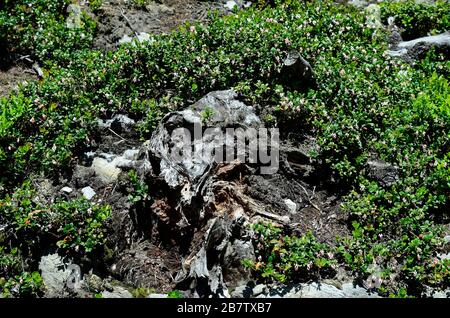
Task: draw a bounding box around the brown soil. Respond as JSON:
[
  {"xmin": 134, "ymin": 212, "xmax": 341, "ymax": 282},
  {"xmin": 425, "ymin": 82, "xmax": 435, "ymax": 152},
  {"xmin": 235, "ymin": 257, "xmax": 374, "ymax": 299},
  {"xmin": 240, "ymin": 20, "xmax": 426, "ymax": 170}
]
[
  {"xmin": 245, "ymin": 173, "xmax": 349, "ymax": 245},
  {"xmin": 0, "ymin": 65, "xmax": 37, "ymax": 97}
]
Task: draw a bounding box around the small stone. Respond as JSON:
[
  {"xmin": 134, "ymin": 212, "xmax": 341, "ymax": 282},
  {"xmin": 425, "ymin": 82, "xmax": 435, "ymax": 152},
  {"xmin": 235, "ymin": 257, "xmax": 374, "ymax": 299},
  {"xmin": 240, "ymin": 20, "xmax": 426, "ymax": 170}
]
[
  {"xmin": 61, "ymin": 186, "xmax": 73, "ymax": 194},
  {"xmin": 224, "ymin": 1, "xmax": 237, "ymax": 10},
  {"xmin": 137, "ymin": 32, "xmax": 152, "ymax": 43},
  {"xmin": 91, "ymin": 157, "xmax": 121, "ymax": 184},
  {"xmin": 366, "ymin": 159, "xmax": 399, "ymax": 187},
  {"xmin": 102, "ymin": 286, "xmax": 133, "ymax": 298},
  {"xmin": 230, "ymin": 285, "xmax": 252, "ymax": 298},
  {"xmin": 341, "ymin": 282, "xmax": 379, "ymax": 298},
  {"xmin": 284, "ymin": 199, "xmax": 297, "ymax": 214},
  {"xmin": 98, "ymin": 114, "xmax": 136, "ymax": 131},
  {"xmin": 86, "ymin": 274, "xmax": 103, "ymax": 293},
  {"xmin": 122, "ymin": 149, "xmax": 140, "ymax": 160},
  {"xmin": 99, "ymin": 153, "xmax": 116, "ymax": 163},
  {"xmin": 118, "ymin": 34, "xmax": 133, "ymax": 45},
  {"xmin": 148, "ymin": 293, "xmax": 168, "ymax": 298},
  {"xmin": 430, "ymin": 290, "xmax": 450, "ymax": 298},
  {"xmin": 112, "ymin": 157, "xmax": 133, "ymax": 170},
  {"xmin": 85, "ymin": 151, "xmax": 96, "ymax": 159},
  {"xmin": 252, "ymin": 284, "xmax": 267, "ymax": 297},
  {"xmin": 81, "ymin": 186, "xmax": 96, "ymax": 200},
  {"xmin": 39, "ymin": 254, "xmax": 77, "ymax": 298}
]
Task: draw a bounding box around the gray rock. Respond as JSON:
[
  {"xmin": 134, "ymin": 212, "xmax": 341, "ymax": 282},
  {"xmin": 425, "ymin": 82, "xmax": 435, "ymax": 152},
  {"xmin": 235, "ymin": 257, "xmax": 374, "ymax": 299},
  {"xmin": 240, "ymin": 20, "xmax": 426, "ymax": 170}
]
[
  {"xmin": 252, "ymin": 284, "xmax": 267, "ymax": 297},
  {"xmin": 60, "ymin": 186, "xmax": 73, "ymax": 194},
  {"xmin": 123, "ymin": 149, "xmax": 140, "ymax": 160},
  {"xmin": 81, "ymin": 186, "xmax": 96, "ymax": 200},
  {"xmin": 230, "ymin": 284, "xmax": 253, "ymax": 298},
  {"xmin": 341, "ymin": 282, "xmax": 379, "ymax": 298},
  {"xmin": 98, "ymin": 114, "xmax": 136, "ymax": 132},
  {"xmin": 366, "ymin": 159, "xmax": 399, "ymax": 187},
  {"xmin": 224, "ymin": 1, "xmax": 237, "ymax": 10},
  {"xmin": 284, "ymin": 199, "xmax": 297, "ymax": 214},
  {"xmin": 118, "ymin": 32, "xmax": 154, "ymax": 46},
  {"xmin": 148, "ymin": 293, "xmax": 168, "ymax": 298},
  {"xmin": 387, "ymin": 32, "xmax": 450, "ymax": 60},
  {"xmin": 297, "ymin": 283, "xmax": 346, "ymax": 298},
  {"xmin": 265, "ymin": 282, "xmax": 379, "ymax": 298},
  {"xmin": 39, "ymin": 254, "xmax": 79, "ymax": 298},
  {"xmin": 85, "ymin": 274, "xmax": 103, "ymax": 293},
  {"xmin": 102, "ymin": 286, "xmax": 133, "ymax": 298},
  {"xmin": 397, "ymin": 32, "xmax": 450, "ymax": 49},
  {"xmin": 91, "ymin": 157, "xmax": 122, "ymax": 184}
]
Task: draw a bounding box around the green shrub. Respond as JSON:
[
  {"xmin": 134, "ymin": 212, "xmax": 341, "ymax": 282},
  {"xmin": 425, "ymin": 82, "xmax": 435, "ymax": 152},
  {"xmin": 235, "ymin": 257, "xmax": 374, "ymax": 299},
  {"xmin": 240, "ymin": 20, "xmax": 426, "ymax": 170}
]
[
  {"xmin": 0, "ymin": 247, "xmax": 43, "ymax": 298},
  {"xmin": 0, "ymin": 0, "xmax": 97, "ymax": 65},
  {"xmin": 167, "ymin": 290, "xmax": 183, "ymax": 298},
  {"xmin": 245, "ymin": 223, "xmax": 337, "ymax": 283},
  {"xmin": 0, "ymin": 182, "xmax": 111, "ymax": 254},
  {"xmin": 380, "ymin": 0, "xmax": 450, "ymax": 40}
]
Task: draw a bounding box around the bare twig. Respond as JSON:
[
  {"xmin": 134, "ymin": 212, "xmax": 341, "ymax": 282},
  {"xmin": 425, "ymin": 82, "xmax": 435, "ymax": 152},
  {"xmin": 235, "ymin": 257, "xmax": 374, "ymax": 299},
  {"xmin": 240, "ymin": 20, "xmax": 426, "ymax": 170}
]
[
  {"xmin": 15, "ymin": 55, "xmax": 33, "ymax": 63},
  {"xmin": 120, "ymin": 9, "xmax": 139, "ymax": 38},
  {"xmin": 255, "ymin": 210, "xmax": 290, "ymax": 224},
  {"xmin": 108, "ymin": 127, "xmax": 127, "ymax": 141},
  {"xmin": 111, "ymin": 182, "xmax": 118, "ymax": 196},
  {"xmin": 299, "ymin": 184, "xmax": 322, "ymax": 213}
]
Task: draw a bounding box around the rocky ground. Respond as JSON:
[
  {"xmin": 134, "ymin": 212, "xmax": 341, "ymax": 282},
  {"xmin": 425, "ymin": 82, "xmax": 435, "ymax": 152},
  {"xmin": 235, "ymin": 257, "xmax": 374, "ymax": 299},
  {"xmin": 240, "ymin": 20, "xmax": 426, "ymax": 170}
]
[
  {"xmin": 93, "ymin": 0, "xmax": 229, "ymax": 49},
  {"xmin": 0, "ymin": 65, "xmax": 37, "ymax": 97}
]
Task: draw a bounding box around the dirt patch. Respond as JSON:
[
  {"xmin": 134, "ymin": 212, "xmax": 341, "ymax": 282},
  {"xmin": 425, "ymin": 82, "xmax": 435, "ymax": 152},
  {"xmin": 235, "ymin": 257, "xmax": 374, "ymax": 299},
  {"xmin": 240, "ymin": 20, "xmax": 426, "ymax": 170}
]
[
  {"xmin": 94, "ymin": 0, "xmax": 225, "ymax": 50},
  {"xmin": 245, "ymin": 173, "xmax": 348, "ymax": 245},
  {"xmin": 0, "ymin": 65, "xmax": 37, "ymax": 97},
  {"xmin": 113, "ymin": 241, "xmax": 181, "ymax": 292}
]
